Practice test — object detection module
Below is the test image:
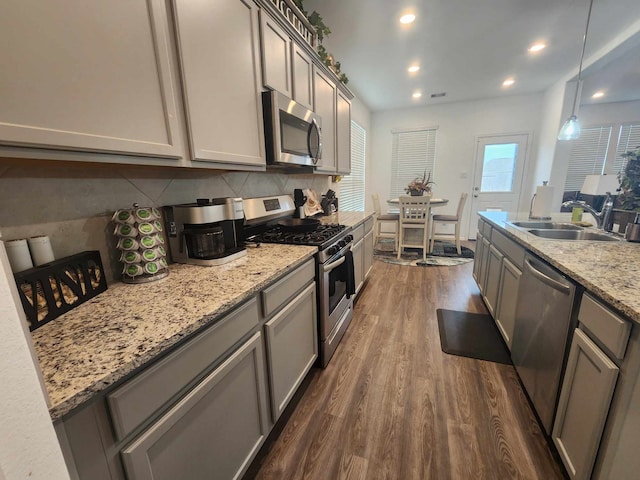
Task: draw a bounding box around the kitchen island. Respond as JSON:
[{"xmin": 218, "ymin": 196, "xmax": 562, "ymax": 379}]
[{"xmin": 478, "ymin": 211, "xmax": 640, "ymax": 480}]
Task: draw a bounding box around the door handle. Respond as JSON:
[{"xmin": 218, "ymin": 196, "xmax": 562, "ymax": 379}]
[{"xmin": 474, "ymin": 186, "xmax": 480, "ymax": 191}]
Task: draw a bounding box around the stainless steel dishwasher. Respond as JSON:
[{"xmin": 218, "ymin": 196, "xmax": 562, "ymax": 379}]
[{"xmin": 512, "ymin": 252, "xmax": 578, "ymax": 435}]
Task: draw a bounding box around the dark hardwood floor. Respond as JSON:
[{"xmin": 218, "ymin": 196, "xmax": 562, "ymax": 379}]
[{"xmin": 252, "ymin": 244, "xmax": 567, "ymax": 479}]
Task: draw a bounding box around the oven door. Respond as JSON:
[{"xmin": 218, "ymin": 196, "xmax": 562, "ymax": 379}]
[{"xmin": 318, "ymin": 246, "xmax": 354, "ymax": 341}]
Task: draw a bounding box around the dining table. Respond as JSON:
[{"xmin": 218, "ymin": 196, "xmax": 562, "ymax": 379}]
[{"xmin": 386, "ymin": 197, "xmax": 449, "ymax": 252}]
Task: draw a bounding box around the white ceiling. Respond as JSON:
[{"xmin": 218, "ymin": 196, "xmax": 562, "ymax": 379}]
[{"xmin": 304, "ymin": 0, "xmax": 640, "ymax": 112}]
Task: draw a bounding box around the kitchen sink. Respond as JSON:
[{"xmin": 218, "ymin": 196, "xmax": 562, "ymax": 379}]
[
  {"xmin": 511, "ymin": 221, "xmax": 583, "ymax": 230},
  {"xmin": 527, "ymin": 229, "xmax": 621, "ymax": 241}
]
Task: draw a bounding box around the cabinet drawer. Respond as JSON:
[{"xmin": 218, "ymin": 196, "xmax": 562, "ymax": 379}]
[
  {"xmin": 491, "ymin": 229, "xmax": 525, "ymax": 269},
  {"xmin": 351, "ymin": 223, "xmax": 365, "ymax": 243},
  {"xmin": 364, "ymin": 216, "xmax": 374, "ymax": 234},
  {"xmin": 262, "ymin": 258, "xmax": 315, "ymax": 317},
  {"xmin": 579, "ymin": 294, "xmax": 631, "ymax": 361},
  {"xmin": 108, "ymin": 297, "xmax": 260, "ymax": 440}
]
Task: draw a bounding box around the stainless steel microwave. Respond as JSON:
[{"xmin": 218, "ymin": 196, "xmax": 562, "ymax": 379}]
[{"xmin": 262, "ymin": 90, "xmax": 322, "ymax": 167}]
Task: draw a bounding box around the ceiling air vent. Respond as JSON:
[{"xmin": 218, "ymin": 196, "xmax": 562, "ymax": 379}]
[{"xmin": 430, "ymin": 92, "xmax": 446, "ymax": 98}]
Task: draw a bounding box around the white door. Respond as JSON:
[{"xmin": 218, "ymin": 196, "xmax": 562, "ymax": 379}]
[{"xmin": 468, "ymin": 134, "xmax": 528, "ymax": 239}]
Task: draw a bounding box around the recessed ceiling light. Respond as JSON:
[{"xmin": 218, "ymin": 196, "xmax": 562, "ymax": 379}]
[
  {"xmin": 400, "ymin": 13, "xmax": 416, "ymax": 24},
  {"xmin": 528, "ymin": 42, "xmax": 546, "ymax": 53},
  {"xmin": 502, "ymin": 78, "xmax": 515, "ymax": 87},
  {"xmin": 412, "ymin": 91, "xmax": 422, "ymax": 99},
  {"xmin": 408, "ymin": 65, "xmax": 420, "ymax": 73},
  {"xmin": 592, "ymin": 91, "xmax": 605, "ymax": 98}
]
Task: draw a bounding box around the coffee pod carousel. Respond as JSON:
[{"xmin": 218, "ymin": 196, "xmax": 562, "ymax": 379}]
[{"xmin": 112, "ymin": 204, "xmax": 169, "ymax": 284}]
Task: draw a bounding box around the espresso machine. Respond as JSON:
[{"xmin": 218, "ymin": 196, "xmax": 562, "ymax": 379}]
[{"xmin": 163, "ymin": 198, "xmax": 246, "ymax": 266}]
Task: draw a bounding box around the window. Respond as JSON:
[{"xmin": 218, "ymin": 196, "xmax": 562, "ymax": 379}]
[
  {"xmin": 339, "ymin": 121, "xmax": 366, "ymax": 211},
  {"xmin": 612, "ymin": 123, "xmax": 640, "ymax": 174},
  {"xmin": 390, "ymin": 127, "xmax": 437, "ymax": 198},
  {"xmin": 564, "ymin": 125, "xmax": 612, "ymax": 192},
  {"xmin": 480, "ymin": 143, "xmax": 519, "ymax": 192}
]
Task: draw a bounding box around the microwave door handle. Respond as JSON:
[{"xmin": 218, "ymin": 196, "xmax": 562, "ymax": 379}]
[{"xmin": 309, "ymin": 118, "xmax": 322, "ymax": 164}]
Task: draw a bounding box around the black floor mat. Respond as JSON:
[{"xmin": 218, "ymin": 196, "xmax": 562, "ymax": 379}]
[{"xmin": 436, "ymin": 309, "xmax": 512, "ymax": 364}]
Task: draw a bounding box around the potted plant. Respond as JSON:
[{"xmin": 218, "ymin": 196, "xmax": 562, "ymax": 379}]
[{"xmin": 405, "ymin": 171, "xmax": 435, "ymax": 196}]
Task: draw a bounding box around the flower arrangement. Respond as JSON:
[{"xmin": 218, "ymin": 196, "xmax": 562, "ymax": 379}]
[
  {"xmin": 405, "ymin": 170, "xmax": 435, "ymax": 195},
  {"xmin": 617, "ymin": 146, "xmax": 640, "ymax": 211}
]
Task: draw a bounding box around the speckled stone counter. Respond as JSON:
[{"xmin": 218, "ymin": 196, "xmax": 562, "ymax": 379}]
[
  {"xmin": 479, "ymin": 211, "xmax": 640, "ymax": 324},
  {"xmin": 32, "ymin": 244, "xmax": 317, "ymax": 420}
]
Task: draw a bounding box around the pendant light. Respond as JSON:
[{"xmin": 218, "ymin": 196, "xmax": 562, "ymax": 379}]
[{"xmin": 558, "ymin": 0, "xmax": 595, "ymax": 141}]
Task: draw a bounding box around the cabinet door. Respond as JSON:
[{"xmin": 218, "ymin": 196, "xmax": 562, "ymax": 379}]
[
  {"xmin": 121, "ymin": 332, "xmax": 269, "ymax": 480},
  {"xmin": 313, "ymin": 67, "xmax": 337, "ymax": 173},
  {"xmin": 0, "ymin": 0, "xmax": 182, "ymax": 159},
  {"xmin": 352, "ymin": 239, "xmax": 364, "ymax": 294},
  {"xmin": 363, "ymin": 228, "xmax": 374, "ymax": 279},
  {"xmin": 472, "ymin": 232, "xmax": 485, "ymax": 288},
  {"xmin": 173, "ymin": 0, "xmax": 265, "ymax": 167},
  {"xmin": 292, "ymin": 43, "xmax": 313, "ymax": 110},
  {"xmin": 264, "ymin": 283, "xmax": 317, "ymax": 421},
  {"xmin": 336, "ymin": 91, "xmax": 352, "ymax": 174},
  {"xmin": 259, "ymin": 11, "xmax": 292, "ymax": 97},
  {"xmin": 553, "ymin": 328, "xmax": 619, "ymax": 480},
  {"xmin": 484, "ymin": 245, "xmax": 503, "ymax": 316},
  {"xmin": 495, "ymin": 257, "xmax": 521, "ymax": 349}
]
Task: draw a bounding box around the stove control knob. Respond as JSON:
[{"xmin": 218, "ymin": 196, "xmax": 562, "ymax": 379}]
[
  {"xmin": 345, "ymin": 235, "xmax": 353, "ymax": 243},
  {"xmin": 328, "ymin": 246, "xmax": 338, "ymax": 256},
  {"xmin": 338, "ymin": 240, "xmax": 346, "ymax": 248}
]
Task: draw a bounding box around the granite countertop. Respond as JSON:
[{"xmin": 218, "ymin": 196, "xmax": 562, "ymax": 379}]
[
  {"xmin": 32, "ymin": 244, "xmax": 317, "ymax": 420},
  {"xmin": 479, "ymin": 211, "xmax": 640, "ymax": 324}
]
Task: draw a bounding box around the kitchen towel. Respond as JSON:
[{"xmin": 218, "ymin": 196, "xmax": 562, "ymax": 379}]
[
  {"xmin": 531, "ymin": 185, "xmax": 555, "ymax": 219},
  {"xmin": 304, "ymin": 189, "xmax": 324, "ymax": 217}
]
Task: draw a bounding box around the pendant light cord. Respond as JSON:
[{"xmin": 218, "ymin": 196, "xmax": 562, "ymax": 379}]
[{"xmin": 570, "ymin": 0, "xmax": 595, "ymax": 115}]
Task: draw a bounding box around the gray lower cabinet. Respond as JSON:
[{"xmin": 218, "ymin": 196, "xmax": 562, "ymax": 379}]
[
  {"xmin": 121, "ymin": 332, "xmax": 270, "ymax": 480},
  {"xmin": 264, "ymin": 283, "xmax": 317, "ymax": 421},
  {"xmin": 483, "ymin": 244, "xmax": 503, "ymax": 317},
  {"xmin": 352, "ymin": 238, "xmax": 364, "ymax": 294},
  {"xmin": 363, "ymin": 221, "xmax": 374, "ymax": 278},
  {"xmin": 472, "ymin": 232, "xmax": 485, "ymax": 289},
  {"xmin": 494, "ymin": 257, "xmax": 521, "ymax": 349},
  {"xmin": 552, "ymin": 328, "xmax": 619, "ymax": 480}
]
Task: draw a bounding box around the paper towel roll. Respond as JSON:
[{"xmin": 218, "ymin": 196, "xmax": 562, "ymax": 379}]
[
  {"xmin": 531, "ymin": 185, "xmax": 555, "ymax": 219},
  {"xmin": 28, "ymin": 235, "xmax": 55, "ymax": 266}
]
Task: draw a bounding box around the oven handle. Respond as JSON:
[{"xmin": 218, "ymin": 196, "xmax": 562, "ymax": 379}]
[{"xmin": 323, "ymin": 256, "xmax": 346, "ymax": 273}]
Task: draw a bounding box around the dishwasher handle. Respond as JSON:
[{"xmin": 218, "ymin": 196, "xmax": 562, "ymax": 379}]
[{"xmin": 524, "ymin": 257, "xmax": 572, "ymax": 295}]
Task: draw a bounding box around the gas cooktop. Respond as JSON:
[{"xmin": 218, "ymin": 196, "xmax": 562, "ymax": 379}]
[{"xmin": 250, "ymin": 224, "xmax": 347, "ymax": 247}]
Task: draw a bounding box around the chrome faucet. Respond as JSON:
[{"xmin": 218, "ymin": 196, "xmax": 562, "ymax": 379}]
[{"xmin": 562, "ymin": 192, "xmax": 615, "ymax": 231}]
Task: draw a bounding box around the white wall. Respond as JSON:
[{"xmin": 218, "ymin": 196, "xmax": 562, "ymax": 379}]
[
  {"xmin": 370, "ymin": 93, "xmax": 543, "ymax": 238},
  {"xmin": 0, "ymin": 239, "xmax": 69, "ymax": 480}
]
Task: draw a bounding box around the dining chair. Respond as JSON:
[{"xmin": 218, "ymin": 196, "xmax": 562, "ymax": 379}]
[
  {"xmin": 371, "ymin": 194, "xmax": 399, "ymax": 252},
  {"xmin": 430, "ymin": 192, "xmax": 468, "ymax": 255},
  {"xmin": 397, "ymin": 195, "xmax": 431, "ymax": 260}
]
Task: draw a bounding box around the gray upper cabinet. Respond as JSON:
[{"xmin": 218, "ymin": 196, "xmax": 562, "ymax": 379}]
[
  {"xmin": 121, "ymin": 332, "xmax": 270, "ymax": 480},
  {"xmin": 336, "ymin": 90, "xmax": 352, "ymax": 174},
  {"xmin": 0, "ymin": 0, "xmax": 183, "ymax": 159},
  {"xmin": 313, "ymin": 67, "xmax": 337, "ymax": 173},
  {"xmin": 292, "ymin": 43, "xmax": 314, "ymax": 110},
  {"xmin": 259, "ymin": 11, "xmax": 292, "ymax": 97},
  {"xmin": 172, "ymin": 0, "xmax": 265, "ymax": 167}
]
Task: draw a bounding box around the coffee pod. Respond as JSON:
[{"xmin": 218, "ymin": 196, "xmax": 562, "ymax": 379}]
[
  {"xmin": 120, "ymin": 250, "xmax": 142, "ymax": 264},
  {"xmin": 123, "ymin": 264, "xmax": 144, "ymax": 277},
  {"xmin": 153, "ymin": 220, "xmax": 163, "ymax": 232},
  {"xmin": 138, "ymin": 222, "xmax": 156, "ymax": 235},
  {"xmin": 5, "ymin": 238, "xmax": 34, "ymax": 272},
  {"xmin": 141, "ymin": 248, "xmax": 158, "ymax": 262},
  {"xmin": 144, "ymin": 261, "xmax": 163, "ymax": 275},
  {"xmin": 117, "ymin": 237, "xmax": 139, "ymax": 251},
  {"xmin": 139, "ymin": 235, "xmax": 157, "ymax": 249},
  {"xmin": 157, "ymin": 245, "xmax": 166, "ymax": 257},
  {"xmin": 151, "ymin": 207, "xmax": 161, "ymax": 219},
  {"xmin": 135, "ymin": 208, "xmax": 153, "ymax": 222},
  {"xmin": 159, "ymin": 257, "xmax": 168, "ymax": 269},
  {"xmin": 112, "ymin": 209, "xmax": 135, "ymax": 225},
  {"xmin": 28, "ymin": 236, "xmax": 55, "ymax": 266},
  {"xmin": 115, "ymin": 224, "xmax": 138, "ymax": 237}
]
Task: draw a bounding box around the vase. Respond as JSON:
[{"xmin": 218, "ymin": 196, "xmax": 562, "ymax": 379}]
[{"xmin": 409, "ymin": 189, "xmax": 423, "ymax": 196}]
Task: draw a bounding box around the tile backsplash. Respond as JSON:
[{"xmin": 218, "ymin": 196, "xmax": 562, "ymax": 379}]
[{"xmin": 0, "ymin": 160, "xmax": 329, "ymax": 282}]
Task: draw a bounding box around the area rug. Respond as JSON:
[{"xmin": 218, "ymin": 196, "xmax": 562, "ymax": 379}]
[
  {"xmin": 374, "ymin": 239, "xmax": 474, "ymax": 267},
  {"xmin": 436, "ymin": 309, "xmax": 512, "ymax": 364}
]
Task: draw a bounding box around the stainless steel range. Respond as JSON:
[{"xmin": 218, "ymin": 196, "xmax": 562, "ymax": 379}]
[{"xmin": 244, "ymin": 195, "xmax": 355, "ymax": 367}]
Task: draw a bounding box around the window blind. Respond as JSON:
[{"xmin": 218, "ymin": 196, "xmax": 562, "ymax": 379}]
[
  {"xmin": 339, "ymin": 121, "xmax": 366, "ymax": 211},
  {"xmin": 390, "ymin": 128, "xmax": 437, "ymax": 198},
  {"xmin": 612, "ymin": 123, "xmax": 640, "ymax": 174},
  {"xmin": 564, "ymin": 125, "xmax": 612, "ymax": 191}
]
